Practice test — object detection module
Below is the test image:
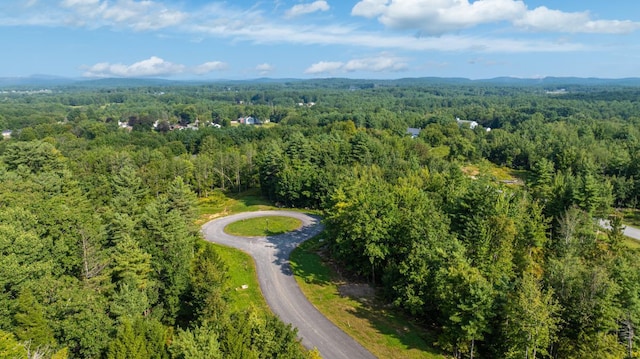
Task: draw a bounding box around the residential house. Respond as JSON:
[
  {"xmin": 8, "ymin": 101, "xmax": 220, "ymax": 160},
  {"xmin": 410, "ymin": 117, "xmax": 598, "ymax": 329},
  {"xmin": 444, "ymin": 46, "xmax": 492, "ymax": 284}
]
[
  {"xmin": 456, "ymin": 117, "xmax": 478, "ymax": 129},
  {"xmin": 2, "ymin": 129, "xmax": 12, "ymax": 140},
  {"xmin": 238, "ymin": 116, "xmax": 262, "ymax": 125},
  {"xmin": 406, "ymin": 127, "xmax": 421, "ymax": 139},
  {"xmin": 117, "ymin": 121, "xmax": 133, "ymax": 131}
]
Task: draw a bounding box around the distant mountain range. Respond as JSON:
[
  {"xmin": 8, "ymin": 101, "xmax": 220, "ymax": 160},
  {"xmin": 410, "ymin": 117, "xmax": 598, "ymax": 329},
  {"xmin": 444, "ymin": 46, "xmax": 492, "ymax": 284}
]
[{"xmin": 2, "ymin": 75, "xmax": 640, "ymax": 89}]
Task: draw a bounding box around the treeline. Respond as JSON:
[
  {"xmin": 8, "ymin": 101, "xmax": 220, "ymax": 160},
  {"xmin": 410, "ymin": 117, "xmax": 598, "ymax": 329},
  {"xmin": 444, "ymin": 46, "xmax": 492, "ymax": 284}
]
[
  {"xmin": 1, "ymin": 82, "xmax": 640, "ymax": 358},
  {"xmin": 4, "ymin": 80, "xmax": 640, "ymax": 132}
]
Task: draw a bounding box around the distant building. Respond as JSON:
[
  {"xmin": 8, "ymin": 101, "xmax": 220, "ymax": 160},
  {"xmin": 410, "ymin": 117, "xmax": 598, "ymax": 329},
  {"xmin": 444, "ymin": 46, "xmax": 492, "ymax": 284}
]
[
  {"xmin": 184, "ymin": 119, "xmax": 200, "ymax": 130},
  {"xmin": 406, "ymin": 127, "xmax": 421, "ymax": 139},
  {"xmin": 456, "ymin": 117, "xmax": 478, "ymax": 129},
  {"xmin": 117, "ymin": 121, "xmax": 133, "ymax": 131},
  {"xmin": 546, "ymin": 89, "xmax": 567, "ymax": 95},
  {"xmin": 237, "ymin": 116, "xmax": 262, "ymax": 125},
  {"xmin": 2, "ymin": 129, "xmax": 12, "ymax": 140}
]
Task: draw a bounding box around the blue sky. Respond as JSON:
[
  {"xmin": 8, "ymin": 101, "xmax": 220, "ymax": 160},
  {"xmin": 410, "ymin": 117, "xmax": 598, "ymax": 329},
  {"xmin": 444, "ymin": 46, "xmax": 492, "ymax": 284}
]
[{"xmin": 1, "ymin": 0, "xmax": 639, "ymax": 79}]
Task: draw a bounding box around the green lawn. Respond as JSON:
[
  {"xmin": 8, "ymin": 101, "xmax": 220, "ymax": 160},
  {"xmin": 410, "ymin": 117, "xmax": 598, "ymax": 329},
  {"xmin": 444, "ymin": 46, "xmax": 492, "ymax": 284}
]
[
  {"xmin": 196, "ymin": 188, "xmax": 277, "ymax": 226},
  {"xmin": 470, "ymin": 159, "xmax": 530, "ymax": 184},
  {"xmin": 290, "ymin": 236, "xmax": 445, "ymax": 359},
  {"xmin": 624, "ymin": 236, "xmax": 640, "ymax": 250},
  {"xmin": 224, "ymin": 216, "xmax": 302, "ymax": 237},
  {"xmin": 212, "ymin": 243, "xmax": 270, "ymax": 314},
  {"xmin": 430, "ymin": 145, "xmax": 450, "ymax": 158},
  {"xmin": 196, "ymin": 188, "xmax": 319, "ymax": 226}
]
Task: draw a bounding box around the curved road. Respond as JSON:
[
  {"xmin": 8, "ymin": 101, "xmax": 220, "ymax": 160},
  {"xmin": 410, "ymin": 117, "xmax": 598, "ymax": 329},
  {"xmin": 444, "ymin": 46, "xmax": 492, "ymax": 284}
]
[
  {"xmin": 625, "ymin": 224, "xmax": 640, "ymax": 240},
  {"xmin": 598, "ymin": 219, "xmax": 640, "ymax": 241},
  {"xmin": 201, "ymin": 210, "xmax": 375, "ymax": 359}
]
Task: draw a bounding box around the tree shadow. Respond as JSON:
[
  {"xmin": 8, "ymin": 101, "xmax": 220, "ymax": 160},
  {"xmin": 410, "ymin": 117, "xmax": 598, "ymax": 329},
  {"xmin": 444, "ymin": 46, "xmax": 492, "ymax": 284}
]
[
  {"xmin": 263, "ymin": 215, "xmax": 327, "ymax": 282},
  {"xmin": 229, "ymin": 188, "xmax": 274, "ymax": 207},
  {"xmin": 287, "ymin": 242, "xmax": 332, "ymax": 286},
  {"xmin": 341, "ymin": 293, "xmax": 444, "ymax": 357},
  {"xmin": 236, "ymin": 195, "xmax": 272, "ymax": 207}
]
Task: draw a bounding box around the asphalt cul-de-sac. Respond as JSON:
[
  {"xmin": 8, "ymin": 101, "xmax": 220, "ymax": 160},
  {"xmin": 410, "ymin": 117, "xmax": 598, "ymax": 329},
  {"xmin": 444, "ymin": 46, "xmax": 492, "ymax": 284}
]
[{"xmin": 201, "ymin": 210, "xmax": 375, "ymax": 359}]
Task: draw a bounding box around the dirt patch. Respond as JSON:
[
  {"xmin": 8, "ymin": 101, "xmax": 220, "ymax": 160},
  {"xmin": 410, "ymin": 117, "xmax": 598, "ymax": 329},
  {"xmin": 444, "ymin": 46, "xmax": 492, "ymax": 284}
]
[
  {"xmin": 314, "ymin": 245, "xmax": 377, "ymax": 301},
  {"xmin": 338, "ymin": 283, "xmax": 376, "ymax": 300},
  {"xmin": 461, "ymin": 165, "xmax": 480, "ymax": 177}
]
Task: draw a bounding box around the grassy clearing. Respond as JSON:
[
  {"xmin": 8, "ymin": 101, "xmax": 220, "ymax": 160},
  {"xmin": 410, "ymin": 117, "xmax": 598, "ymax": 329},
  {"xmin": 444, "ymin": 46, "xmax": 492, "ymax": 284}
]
[
  {"xmin": 212, "ymin": 243, "xmax": 270, "ymax": 314},
  {"xmin": 224, "ymin": 216, "xmax": 302, "ymax": 237},
  {"xmin": 290, "ymin": 236, "xmax": 445, "ymax": 359},
  {"xmin": 624, "ymin": 237, "xmax": 640, "ymax": 250},
  {"xmin": 461, "ymin": 160, "xmax": 529, "ymax": 186},
  {"xmin": 478, "ymin": 160, "xmax": 530, "ymax": 183},
  {"xmin": 429, "ymin": 145, "xmax": 450, "ymax": 159},
  {"xmin": 196, "ymin": 188, "xmax": 277, "ymax": 226},
  {"xmin": 196, "ymin": 188, "xmax": 319, "ymax": 226}
]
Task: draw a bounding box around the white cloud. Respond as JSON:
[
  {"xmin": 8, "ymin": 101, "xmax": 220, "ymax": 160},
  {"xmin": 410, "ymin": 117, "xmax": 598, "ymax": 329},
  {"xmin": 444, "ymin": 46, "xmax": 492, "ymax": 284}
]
[
  {"xmin": 193, "ymin": 61, "xmax": 229, "ymax": 74},
  {"xmin": 351, "ymin": 0, "xmax": 640, "ymax": 35},
  {"xmin": 104, "ymin": 0, "xmax": 186, "ymax": 30},
  {"xmin": 255, "ymin": 63, "xmax": 275, "ymax": 76},
  {"xmin": 351, "ymin": 0, "xmax": 388, "ymax": 18},
  {"xmin": 184, "ymin": 3, "xmax": 588, "ymax": 53},
  {"xmin": 82, "ymin": 57, "xmax": 228, "ymax": 78},
  {"xmin": 83, "ymin": 57, "xmax": 185, "ymax": 78},
  {"xmin": 190, "ymin": 15, "xmax": 583, "ymax": 53},
  {"xmin": 59, "ymin": 0, "xmax": 187, "ymax": 30},
  {"xmin": 353, "ymin": 0, "xmax": 526, "ymax": 34},
  {"xmin": 305, "ymin": 61, "xmax": 344, "ymax": 74},
  {"xmin": 61, "ymin": 0, "xmax": 99, "ymax": 6},
  {"xmin": 285, "ymin": 1, "xmax": 330, "ymax": 18},
  {"xmin": 305, "ymin": 54, "xmax": 409, "ymax": 75},
  {"xmin": 344, "ymin": 54, "xmax": 408, "ymax": 72},
  {"xmin": 0, "ymin": 1, "xmax": 619, "ymax": 57},
  {"xmin": 514, "ymin": 6, "xmax": 640, "ymax": 34}
]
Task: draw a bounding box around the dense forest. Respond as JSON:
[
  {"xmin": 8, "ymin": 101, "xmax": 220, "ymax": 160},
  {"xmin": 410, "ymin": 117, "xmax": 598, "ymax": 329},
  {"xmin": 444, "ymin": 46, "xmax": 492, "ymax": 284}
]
[{"xmin": 1, "ymin": 78, "xmax": 640, "ymax": 358}]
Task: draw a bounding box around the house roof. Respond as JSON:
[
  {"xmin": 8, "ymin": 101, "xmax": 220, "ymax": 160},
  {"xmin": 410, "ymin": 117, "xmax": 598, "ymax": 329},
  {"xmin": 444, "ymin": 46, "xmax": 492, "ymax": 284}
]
[{"xmin": 407, "ymin": 127, "xmax": 421, "ymax": 137}]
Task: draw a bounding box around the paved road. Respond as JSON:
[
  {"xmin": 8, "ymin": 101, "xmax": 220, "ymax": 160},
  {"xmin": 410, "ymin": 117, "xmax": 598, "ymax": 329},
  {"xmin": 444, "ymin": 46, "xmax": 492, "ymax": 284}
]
[
  {"xmin": 624, "ymin": 224, "xmax": 640, "ymax": 240},
  {"xmin": 599, "ymin": 219, "xmax": 640, "ymax": 241},
  {"xmin": 201, "ymin": 210, "xmax": 375, "ymax": 359}
]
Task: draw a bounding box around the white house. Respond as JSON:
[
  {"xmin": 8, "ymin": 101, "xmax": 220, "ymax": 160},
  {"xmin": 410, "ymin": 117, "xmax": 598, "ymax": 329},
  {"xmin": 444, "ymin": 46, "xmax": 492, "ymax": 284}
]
[
  {"xmin": 238, "ymin": 116, "xmax": 262, "ymax": 125},
  {"xmin": 2, "ymin": 129, "xmax": 12, "ymax": 140},
  {"xmin": 456, "ymin": 117, "xmax": 478, "ymax": 129}
]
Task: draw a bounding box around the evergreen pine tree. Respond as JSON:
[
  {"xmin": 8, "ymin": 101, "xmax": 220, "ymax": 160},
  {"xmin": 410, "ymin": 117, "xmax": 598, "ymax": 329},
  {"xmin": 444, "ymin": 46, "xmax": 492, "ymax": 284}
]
[{"xmin": 13, "ymin": 289, "xmax": 56, "ymax": 349}]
